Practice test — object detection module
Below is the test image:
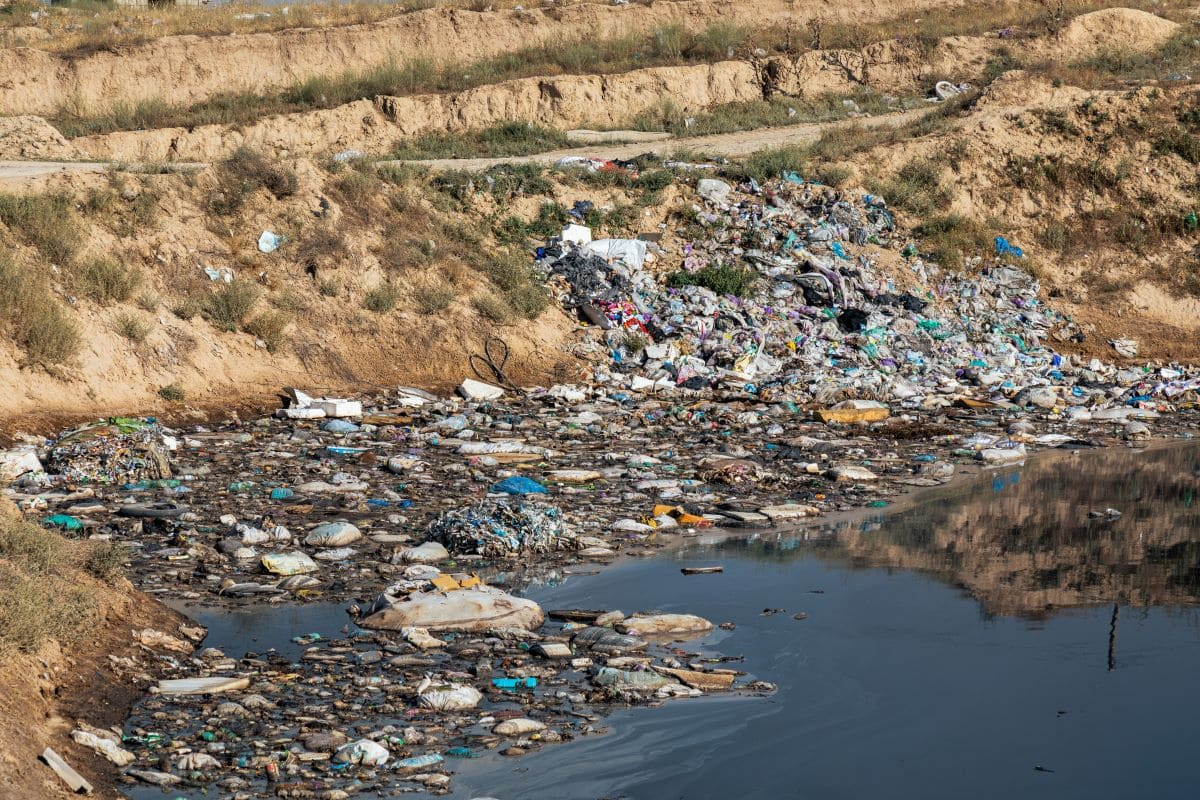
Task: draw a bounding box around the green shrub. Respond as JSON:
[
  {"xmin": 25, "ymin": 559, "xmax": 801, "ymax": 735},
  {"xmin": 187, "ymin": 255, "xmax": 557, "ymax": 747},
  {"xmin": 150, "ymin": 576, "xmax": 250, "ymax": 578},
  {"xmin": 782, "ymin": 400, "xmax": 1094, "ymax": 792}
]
[
  {"xmin": 472, "ymin": 292, "xmax": 512, "ymax": 324},
  {"xmin": 158, "ymin": 383, "xmax": 186, "ymax": 402},
  {"xmin": 667, "ymin": 264, "xmax": 757, "ymax": 297},
  {"xmin": 362, "ymin": 282, "xmax": 400, "ymax": 313},
  {"xmin": 505, "ymin": 281, "xmax": 548, "ymax": 320},
  {"xmin": 868, "ymin": 157, "xmax": 950, "ymax": 216},
  {"xmin": 487, "ymin": 252, "xmax": 534, "ymax": 292},
  {"xmin": 200, "ymin": 279, "xmax": 261, "ymax": 330},
  {"xmin": 913, "ymin": 214, "xmax": 993, "ymax": 266},
  {"xmin": 811, "ymin": 164, "xmax": 854, "ymax": 187},
  {"xmin": 15, "ymin": 301, "xmax": 79, "ymax": 366},
  {"xmin": 723, "ymin": 145, "xmax": 808, "ymax": 182},
  {"xmin": 392, "ymin": 122, "xmax": 571, "ymax": 160}
]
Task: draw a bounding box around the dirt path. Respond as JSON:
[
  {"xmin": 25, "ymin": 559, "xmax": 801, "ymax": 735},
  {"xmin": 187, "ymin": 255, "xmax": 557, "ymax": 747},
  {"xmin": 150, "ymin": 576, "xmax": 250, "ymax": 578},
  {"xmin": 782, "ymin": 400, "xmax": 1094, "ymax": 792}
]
[
  {"xmin": 0, "ymin": 108, "xmax": 939, "ymax": 184},
  {"xmin": 0, "ymin": 160, "xmax": 204, "ymax": 186},
  {"xmin": 385, "ymin": 107, "xmax": 940, "ymax": 171}
]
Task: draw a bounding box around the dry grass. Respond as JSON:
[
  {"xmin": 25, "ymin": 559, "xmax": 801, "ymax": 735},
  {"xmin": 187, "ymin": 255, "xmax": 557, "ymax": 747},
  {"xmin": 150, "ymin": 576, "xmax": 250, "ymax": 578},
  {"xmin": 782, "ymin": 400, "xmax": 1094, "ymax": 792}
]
[
  {"xmin": 363, "ymin": 282, "xmax": 401, "ymax": 313},
  {"xmin": 0, "ymin": 249, "xmax": 80, "ymax": 367},
  {"xmin": 0, "ymin": 192, "xmax": 81, "ymax": 266},
  {"xmin": 207, "ymin": 147, "xmax": 298, "ymax": 216},
  {"xmin": 244, "ymin": 310, "xmax": 291, "ymax": 352},
  {"xmin": 412, "ymin": 279, "xmax": 457, "ymax": 314},
  {"xmin": 113, "ymin": 311, "xmax": 151, "ymax": 343},
  {"xmin": 71, "ymin": 256, "xmax": 141, "ymax": 304},
  {"xmin": 4, "ymin": 1, "xmax": 509, "ymax": 54},
  {"xmin": 472, "ymin": 292, "xmax": 513, "ymax": 324},
  {"xmin": 0, "ymin": 513, "xmax": 99, "ymax": 654},
  {"xmin": 199, "ymin": 279, "xmax": 261, "ymax": 331}
]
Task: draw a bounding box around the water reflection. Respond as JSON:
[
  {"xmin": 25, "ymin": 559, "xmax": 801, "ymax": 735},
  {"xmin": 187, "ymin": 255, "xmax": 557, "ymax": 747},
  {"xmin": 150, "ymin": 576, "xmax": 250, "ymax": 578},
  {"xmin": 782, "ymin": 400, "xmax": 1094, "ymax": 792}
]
[{"xmin": 697, "ymin": 442, "xmax": 1200, "ymax": 618}]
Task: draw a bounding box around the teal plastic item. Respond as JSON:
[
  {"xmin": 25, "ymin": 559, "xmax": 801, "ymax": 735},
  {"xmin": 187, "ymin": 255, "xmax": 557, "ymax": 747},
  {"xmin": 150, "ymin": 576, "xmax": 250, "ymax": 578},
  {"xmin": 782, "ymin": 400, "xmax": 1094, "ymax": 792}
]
[{"xmin": 42, "ymin": 514, "xmax": 82, "ymax": 531}]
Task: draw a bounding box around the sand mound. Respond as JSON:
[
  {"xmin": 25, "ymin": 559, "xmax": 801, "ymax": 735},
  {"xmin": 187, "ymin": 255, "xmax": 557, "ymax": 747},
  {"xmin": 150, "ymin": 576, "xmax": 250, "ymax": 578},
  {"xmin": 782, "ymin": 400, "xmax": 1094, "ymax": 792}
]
[
  {"xmin": 0, "ymin": 116, "xmax": 80, "ymax": 160},
  {"xmin": 1056, "ymin": 7, "xmax": 1179, "ymax": 55}
]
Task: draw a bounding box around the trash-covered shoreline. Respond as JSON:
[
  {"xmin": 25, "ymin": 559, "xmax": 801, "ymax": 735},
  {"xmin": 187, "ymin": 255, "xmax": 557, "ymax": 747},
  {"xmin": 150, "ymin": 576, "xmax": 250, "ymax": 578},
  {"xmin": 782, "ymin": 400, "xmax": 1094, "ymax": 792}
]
[{"xmin": 8, "ymin": 172, "xmax": 1198, "ymax": 798}]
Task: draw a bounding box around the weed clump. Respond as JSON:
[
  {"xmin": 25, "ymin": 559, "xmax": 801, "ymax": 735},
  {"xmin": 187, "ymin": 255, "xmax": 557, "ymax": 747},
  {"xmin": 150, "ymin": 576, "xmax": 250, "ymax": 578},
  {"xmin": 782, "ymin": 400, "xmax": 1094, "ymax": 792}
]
[
  {"xmin": 244, "ymin": 311, "xmax": 291, "ymax": 352},
  {"xmin": 158, "ymin": 383, "xmax": 186, "ymax": 402},
  {"xmin": 412, "ymin": 280, "xmax": 457, "ymax": 314},
  {"xmin": 0, "ymin": 192, "xmax": 81, "ymax": 265},
  {"xmin": 208, "ymin": 148, "xmax": 298, "ymax": 215},
  {"xmin": 200, "ymin": 279, "xmax": 261, "ymax": 330},
  {"xmin": 363, "ymin": 282, "xmax": 400, "ymax": 313},
  {"xmin": 72, "ymin": 257, "xmax": 141, "ymax": 304},
  {"xmin": 913, "ymin": 214, "xmax": 995, "ymax": 267},
  {"xmin": 868, "ymin": 157, "xmax": 950, "ymax": 217},
  {"xmin": 113, "ymin": 311, "xmax": 151, "ymax": 343},
  {"xmin": 667, "ymin": 264, "xmax": 757, "ymax": 297}
]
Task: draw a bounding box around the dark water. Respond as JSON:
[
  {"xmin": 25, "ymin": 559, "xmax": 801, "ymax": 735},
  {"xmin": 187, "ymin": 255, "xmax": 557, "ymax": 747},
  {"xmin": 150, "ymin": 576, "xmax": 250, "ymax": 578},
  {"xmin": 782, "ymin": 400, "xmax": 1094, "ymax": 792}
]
[
  {"xmin": 170, "ymin": 601, "xmax": 355, "ymax": 660},
  {"xmin": 446, "ymin": 443, "xmax": 1200, "ymax": 799}
]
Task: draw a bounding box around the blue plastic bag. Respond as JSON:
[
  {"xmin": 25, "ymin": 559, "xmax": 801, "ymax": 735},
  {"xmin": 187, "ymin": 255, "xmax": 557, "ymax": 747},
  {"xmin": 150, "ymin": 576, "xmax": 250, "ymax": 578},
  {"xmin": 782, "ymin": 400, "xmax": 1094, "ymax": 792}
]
[
  {"xmin": 490, "ymin": 476, "xmax": 548, "ymax": 495},
  {"xmin": 994, "ymin": 236, "xmax": 1024, "ymax": 258}
]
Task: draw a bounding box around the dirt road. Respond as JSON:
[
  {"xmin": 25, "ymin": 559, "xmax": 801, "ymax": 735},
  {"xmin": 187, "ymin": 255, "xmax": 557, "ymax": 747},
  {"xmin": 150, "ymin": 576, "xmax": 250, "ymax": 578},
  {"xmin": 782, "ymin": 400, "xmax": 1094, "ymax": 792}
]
[
  {"xmin": 385, "ymin": 107, "xmax": 938, "ymax": 171},
  {"xmin": 0, "ymin": 107, "xmax": 938, "ymax": 185}
]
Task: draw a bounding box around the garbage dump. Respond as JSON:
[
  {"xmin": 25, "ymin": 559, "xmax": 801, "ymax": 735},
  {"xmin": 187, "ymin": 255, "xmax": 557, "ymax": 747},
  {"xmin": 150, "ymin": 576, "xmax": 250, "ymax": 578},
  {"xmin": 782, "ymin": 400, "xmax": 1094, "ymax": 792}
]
[
  {"xmin": 3, "ymin": 169, "xmax": 1196, "ymax": 799},
  {"xmin": 537, "ymin": 174, "xmax": 1163, "ymax": 412}
]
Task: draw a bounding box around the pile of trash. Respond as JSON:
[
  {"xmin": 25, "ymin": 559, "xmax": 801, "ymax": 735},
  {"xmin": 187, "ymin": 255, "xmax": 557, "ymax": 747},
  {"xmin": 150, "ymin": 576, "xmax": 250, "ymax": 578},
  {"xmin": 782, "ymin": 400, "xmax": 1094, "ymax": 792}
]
[
  {"xmin": 45, "ymin": 417, "xmax": 171, "ymax": 485},
  {"xmin": 427, "ymin": 498, "xmax": 572, "ymax": 557},
  {"xmin": 536, "ymin": 173, "xmax": 1184, "ymax": 410}
]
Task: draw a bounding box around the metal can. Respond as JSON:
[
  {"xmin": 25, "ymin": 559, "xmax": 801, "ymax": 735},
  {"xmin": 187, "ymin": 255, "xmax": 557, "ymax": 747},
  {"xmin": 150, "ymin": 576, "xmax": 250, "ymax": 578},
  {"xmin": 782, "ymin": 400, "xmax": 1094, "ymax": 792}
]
[{"xmin": 265, "ymin": 762, "xmax": 280, "ymax": 782}]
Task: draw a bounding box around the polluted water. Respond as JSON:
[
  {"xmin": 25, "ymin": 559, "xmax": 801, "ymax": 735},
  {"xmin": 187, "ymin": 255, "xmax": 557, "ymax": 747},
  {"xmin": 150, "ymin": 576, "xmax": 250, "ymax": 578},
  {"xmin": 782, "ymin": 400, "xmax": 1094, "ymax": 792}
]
[{"xmin": 6, "ymin": 170, "xmax": 1200, "ymax": 799}]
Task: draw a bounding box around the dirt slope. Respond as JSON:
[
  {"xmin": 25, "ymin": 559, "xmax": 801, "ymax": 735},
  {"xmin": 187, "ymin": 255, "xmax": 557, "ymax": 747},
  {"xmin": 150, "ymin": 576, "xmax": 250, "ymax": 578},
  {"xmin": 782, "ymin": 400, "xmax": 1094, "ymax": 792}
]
[{"xmin": 0, "ymin": 0, "xmax": 970, "ymax": 116}]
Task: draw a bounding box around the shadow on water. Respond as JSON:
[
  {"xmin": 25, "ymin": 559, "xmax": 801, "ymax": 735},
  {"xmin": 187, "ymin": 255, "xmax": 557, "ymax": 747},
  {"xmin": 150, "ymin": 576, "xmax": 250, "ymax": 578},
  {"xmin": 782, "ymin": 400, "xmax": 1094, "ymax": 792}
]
[{"xmin": 707, "ymin": 442, "xmax": 1200, "ymax": 618}]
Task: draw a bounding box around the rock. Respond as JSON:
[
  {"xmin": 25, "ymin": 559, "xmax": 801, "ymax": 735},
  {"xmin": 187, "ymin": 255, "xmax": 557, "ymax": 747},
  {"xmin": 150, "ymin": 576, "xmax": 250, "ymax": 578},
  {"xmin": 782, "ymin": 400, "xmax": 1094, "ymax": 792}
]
[
  {"xmin": 302, "ymin": 732, "xmax": 348, "ymax": 752},
  {"xmin": 593, "ymin": 666, "xmax": 672, "ymax": 690},
  {"xmin": 571, "ymin": 626, "xmax": 645, "ymax": 653},
  {"xmin": 594, "ymin": 610, "xmax": 624, "ymax": 627}
]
